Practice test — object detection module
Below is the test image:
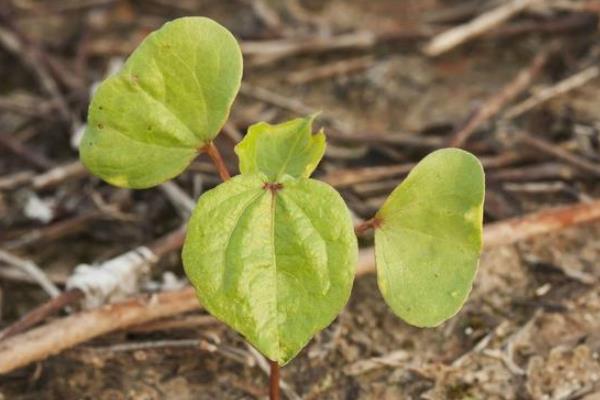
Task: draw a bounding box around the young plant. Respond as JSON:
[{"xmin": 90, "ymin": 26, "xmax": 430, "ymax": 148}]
[{"xmin": 80, "ymin": 17, "xmax": 485, "ymax": 398}]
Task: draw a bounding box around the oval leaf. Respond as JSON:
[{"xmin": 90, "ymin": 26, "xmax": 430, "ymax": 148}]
[
  {"xmin": 80, "ymin": 17, "xmax": 243, "ymax": 188},
  {"xmin": 234, "ymin": 115, "xmax": 326, "ymax": 181},
  {"xmin": 374, "ymin": 148, "xmax": 484, "ymax": 327},
  {"xmin": 183, "ymin": 174, "xmax": 357, "ymax": 364}
]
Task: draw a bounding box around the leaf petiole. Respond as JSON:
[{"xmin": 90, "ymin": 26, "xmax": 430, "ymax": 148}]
[{"xmin": 201, "ymin": 142, "xmax": 231, "ymax": 181}]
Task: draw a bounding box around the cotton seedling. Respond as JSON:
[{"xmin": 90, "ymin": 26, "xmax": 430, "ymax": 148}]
[{"xmin": 80, "ymin": 17, "xmax": 485, "ymax": 399}]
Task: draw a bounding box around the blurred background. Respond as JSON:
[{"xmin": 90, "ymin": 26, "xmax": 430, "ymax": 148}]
[{"xmin": 1, "ymin": 0, "xmax": 600, "ymax": 398}]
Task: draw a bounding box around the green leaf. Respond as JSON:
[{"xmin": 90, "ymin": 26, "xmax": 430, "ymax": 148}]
[
  {"xmin": 374, "ymin": 148, "xmax": 485, "ymax": 327},
  {"xmin": 182, "ymin": 173, "xmax": 357, "ymax": 364},
  {"xmin": 80, "ymin": 17, "xmax": 243, "ymax": 188},
  {"xmin": 234, "ymin": 115, "xmax": 326, "ymax": 181}
]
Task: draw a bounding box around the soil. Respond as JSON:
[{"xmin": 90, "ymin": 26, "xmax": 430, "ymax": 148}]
[{"xmin": 1, "ymin": 0, "xmax": 600, "ymax": 399}]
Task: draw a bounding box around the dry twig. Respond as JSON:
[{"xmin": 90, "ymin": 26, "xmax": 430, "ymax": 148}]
[
  {"xmin": 515, "ymin": 132, "xmax": 600, "ymax": 177},
  {"xmin": 504, "ymin": 65, "xmax": 599, "ymax": 119},
  {"xmin": 449, "ymin": 50, "xmax": 549, "ymax": 147},
  {"xmin": 241, "ymin": 27, "xmax": 429, "ymax": 66},
  {"xmin": 0, "ymin": 133, "xmax": 55, "ymax": 170},
  {"xmin": 343, "ymin": 350, "xmax": 409, "ymax": 376},
  {"xmin": 0, "ymin": 287, "xmax": 199, "ymax": 374},
  {"xmin": 482, "ymin": 198, "xmax": 600, "ymax": 248},
  {"xmin": 424, "ymin": 0, "xmax": 543, "ymax": 56},
  {"xmin": 0, "ymin": 250, "xmax": 61, "ymax": 298},
  {"xmin": 321, "ymin": 152, "xmax": 524, "ymax": 189},
  {"xmin": 287, "ymin": 56, "xmax": 374, "ymax": 85},
  {"xmin": 0, "ymin": 22, "xmax": 71, "ymax": 123}
]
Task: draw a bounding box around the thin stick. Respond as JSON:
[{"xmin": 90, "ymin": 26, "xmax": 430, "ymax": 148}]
[
  {"xmin": 100, "ymin": 338, "xmax": 202, "ymax": 353},
  {"xmin": 486, "ymin": 162, "xmax": 581, "ymax": 182},
  {"xmin": 503, "ymin": 65, "xmax": 599, "ymax": 119},
  {"xmin": 4, "ymin": 211, "xmax": 103, "ymax": 249},
  {"xmin": 0, "ymin": 289, "xmax": 84, "ymax": 341},
  {"xmin": 0, "ymin": 171, "xmax": 34, "ymax": 191},
  {"xmin": 0, "ymin": 250, "xmax": 61, "ymax": 298},
  {"xmin": 287, "ymin": 55, "xmax": 374, "ymax": 85},
  {"xmin": 515, "ymin": 132, "xmax": 600, "ymax": 177},
  {"xmin": 449, "ymin": 50, "xmax": 548, "ymax": 147},
  {"xmin": 322, "ymin": 163, "xmax": 414, "ymax": 189},
  {"xmin": 424, "ymin": 0, "xmax": 543, "ymax": 56},
  {"xmin": 482, "ymin": 199, "xmax": 600, "ymax": 248},
  {"xmin": 0, "ymin": 133, "xmax": 55, "ymax": 170},
  {"xmin": 0, "ymin": 22, "xmax": 72, "ymax": 123},
  {"xmin": 127, "ymin": 315, "xmax": 218, "ymax": 333},
  {"xmin": 321, "ymin": 152, "xmax": 524, "ymax": 189},
  {"xmin": 0, "ymin": 287, "xmax": 199, "ymax": 374},
  {"xmin": 269, "ymin": 360, "xmax": 281, "ymax": 400},
  {"xmin": 240, "ymin": 83, "xmax": 313, "ymax": 115},
  {"xmin": 32, "ymin": 160, "xmax": 87, "ymax": 190},
  {"xmin": 146, "ymin": 225, "xmax": 186, "ymax": 258},
  {"xmin": 0, "ymin": 161, "xmax": 87, "ymax": 192},
  {"xmin": 159, "ymin": 181, "xmax": 195, "ymax": 217},
  {"xmin": 0, "ymin": 264, "xmax": 65, "ymax": 285},
  {"xmin": 202, "ymin": 142, "xmax": 231, "ymax": 181}
]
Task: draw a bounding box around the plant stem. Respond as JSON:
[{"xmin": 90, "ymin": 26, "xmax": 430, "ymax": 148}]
[
  {"xmin": 202, "ymin": 142, "xmax": 231, "ymax": 181},
  {"xmin": 354, "ymin": 217, "xmax": 381, "ymax": 235},
  {"xmin": 269, "ymin": 359, "xmax": 280, "ymax": 400},
  {"xmin": 204, "ymin": 141, "xmax": 281, "ymax": 399}
]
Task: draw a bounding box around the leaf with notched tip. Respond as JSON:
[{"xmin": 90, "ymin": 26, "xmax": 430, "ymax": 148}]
[
  {"xmin": 80, "ymin": 17, "xmax": 242, "ymax": 188},
  {"xmin": 235, "ymin": 115, "xmax": 325, "ymax": 181},
  {"xmin": 183, "ymin": 173, "xmax": 357, "ymax": 364}
]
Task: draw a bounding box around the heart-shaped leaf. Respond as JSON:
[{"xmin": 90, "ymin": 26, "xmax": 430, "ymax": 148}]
[
  {"xmin": 183, "ymin": 173, "xmax": 357, "ymax": 364},
  {"xmin": 234, "ymin": 115, "xmax": 326, "ymax": 181},
  {"xmin": 374, "ymin": 148, "xmax": 484, "ymax": 327},
  {"xmin": 80, "ymin": 17, "xmax": 243, "ymax": 188}
]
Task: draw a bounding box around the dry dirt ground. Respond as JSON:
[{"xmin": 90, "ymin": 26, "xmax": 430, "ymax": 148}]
[{"xmin": 1, "ymin": 0, "xmax": 600, "ymax": 399}]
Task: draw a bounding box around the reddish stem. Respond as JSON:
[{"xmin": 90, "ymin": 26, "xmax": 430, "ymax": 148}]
[
  {"xmin": 269, "ymin": 360, "xmax": 280, "ymax": 400},
  {"xmin": 354, "ymin": 217, "xmax": 381, "ymax": 235},
  {"xmin": 202, "ymin": 142, "xmax": 231, "ymax": 181}
]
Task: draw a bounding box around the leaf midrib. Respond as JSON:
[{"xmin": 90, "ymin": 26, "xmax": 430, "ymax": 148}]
[{"xmin": 269, "ymin": 188, "xmax": 281, "ymax": 359}]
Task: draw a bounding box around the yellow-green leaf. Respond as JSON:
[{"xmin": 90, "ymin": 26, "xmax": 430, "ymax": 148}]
[
  {"xmin": 374, "ymin": 148, "xmax": 485, "ymax": 327},
  {"xmin": 182, "ymin": 173, "xmax": 357, "ymax": 364},
  {"xmin": 80, "ymin": 17, "xmax": 242, "ymax": 188},
  {"xmin": 234, "ymin": 116, "xmax": 326, "ymax": 181}
]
